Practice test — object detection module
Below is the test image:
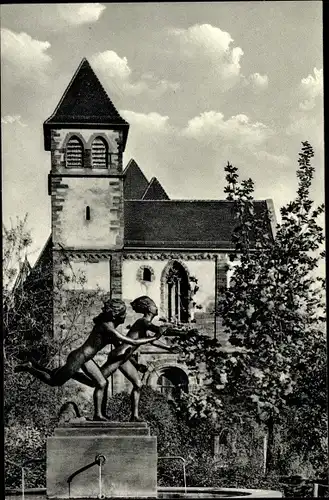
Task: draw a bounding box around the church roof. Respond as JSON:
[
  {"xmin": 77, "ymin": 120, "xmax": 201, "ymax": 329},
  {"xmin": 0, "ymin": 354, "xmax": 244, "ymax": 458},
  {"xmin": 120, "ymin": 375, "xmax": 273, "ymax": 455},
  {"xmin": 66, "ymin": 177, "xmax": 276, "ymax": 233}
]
[
  {"xmin": 142, "ymin": 177, "xmax": 170, "ymax": 200},
  {"xmin": 123, "ymin": 159, "xmax": 149, "ymax": 199},
  {"xmin": 12, "ymin": 255, "xmax": 32, "ymax": 292},
  {"xmin": 123, "ymin": 160, "xmax": 170, "ymax": 200},
  {"xmin": 44, "ymin": 58, "xmax": 129, "ymax": 150},
  {"xmin": 124, "ymin": 200, "xmax": 272, "ymax": 249}
]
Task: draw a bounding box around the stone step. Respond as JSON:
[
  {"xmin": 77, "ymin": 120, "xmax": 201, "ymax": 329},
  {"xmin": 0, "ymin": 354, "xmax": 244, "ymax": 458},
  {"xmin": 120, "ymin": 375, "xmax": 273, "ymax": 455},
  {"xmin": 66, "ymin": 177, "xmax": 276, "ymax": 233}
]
[
  {"xmin": 60, "ymin": 419, "xmax": 148, "ymax": 428},
  {"xmin": 55, "ymin": 426, "xmax": 150, "ymax": 436}
]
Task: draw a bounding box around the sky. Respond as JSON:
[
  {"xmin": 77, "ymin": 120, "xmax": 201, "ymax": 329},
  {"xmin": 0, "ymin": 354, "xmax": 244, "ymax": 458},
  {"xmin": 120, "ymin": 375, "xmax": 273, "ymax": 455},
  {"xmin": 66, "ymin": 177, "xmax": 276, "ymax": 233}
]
[{"xmin": 1, "ymin": 2, "xmax": 324, "ymax": 265}]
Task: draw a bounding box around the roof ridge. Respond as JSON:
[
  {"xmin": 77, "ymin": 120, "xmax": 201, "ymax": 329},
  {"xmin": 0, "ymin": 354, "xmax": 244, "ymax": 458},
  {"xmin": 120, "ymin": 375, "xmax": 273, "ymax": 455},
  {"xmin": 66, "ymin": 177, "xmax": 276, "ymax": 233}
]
[
  {"xmin": 32, "ymin": 235, "xmax": 52, "ymax": 270},
  {"xmin": 125, "ymin": 199, "xmax": 268, "ymax": 203},
  {"xmin": 123, "ymin": 159, "xmax": 149, "ymax": 183},
  {"xmin": 141, "ymin": 176, "xmax": 157, "ymax": 199},
  {"xmin": 87, "ymin": 59, "xmax": 126, "ymax": 123},
  {"xmin": 123, "ymin": 159, "xmax": 134, "ymax": 175},
  {"xmin": 45, "ymin": 58, "xmax": 88, "ymax": 123}
]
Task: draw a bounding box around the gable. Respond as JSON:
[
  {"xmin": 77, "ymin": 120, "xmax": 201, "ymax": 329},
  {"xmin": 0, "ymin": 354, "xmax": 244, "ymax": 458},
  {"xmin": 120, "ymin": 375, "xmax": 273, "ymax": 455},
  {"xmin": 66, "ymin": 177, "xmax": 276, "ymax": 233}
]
[
  {"xmin": 124, "ymin": 159, "xmax": 149, "ymax": 199},
  {"xmin": 142, "ymin": 177, "xmax": 170, "ymax": 200}
]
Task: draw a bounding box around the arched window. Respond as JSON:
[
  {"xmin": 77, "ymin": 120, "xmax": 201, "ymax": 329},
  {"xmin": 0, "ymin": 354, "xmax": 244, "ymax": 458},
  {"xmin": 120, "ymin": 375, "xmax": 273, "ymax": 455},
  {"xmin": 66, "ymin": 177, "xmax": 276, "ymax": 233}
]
[
  {"xmin": 143, "ymin": 268, "xmax": 152, "ymax": 282},
  {"xmin": 91, "ymin": 136, "xmax": 108, "ymax": 168},
  {"xmin": 66, "ymin": 136, "xmax": 83, "ymax": 168},
  {"xmin": 136, "ymin": 265, "xmax": 155, "ymax": 284},
  {"xmin": 162, "ymin": 261, "xmax": 189, "ymax": 323}
]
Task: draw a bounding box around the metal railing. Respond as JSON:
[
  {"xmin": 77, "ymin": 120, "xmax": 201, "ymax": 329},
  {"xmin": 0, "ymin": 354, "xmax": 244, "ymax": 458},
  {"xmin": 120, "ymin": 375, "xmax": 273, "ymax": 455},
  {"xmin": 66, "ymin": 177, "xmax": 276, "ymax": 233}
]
[
  {"xmin": 158, "ymin": 455, "xmax": 187, "ymax": 494},
  {"xmin": 67, "ymin": 454, "xmax": 106, "ymax": 499}
]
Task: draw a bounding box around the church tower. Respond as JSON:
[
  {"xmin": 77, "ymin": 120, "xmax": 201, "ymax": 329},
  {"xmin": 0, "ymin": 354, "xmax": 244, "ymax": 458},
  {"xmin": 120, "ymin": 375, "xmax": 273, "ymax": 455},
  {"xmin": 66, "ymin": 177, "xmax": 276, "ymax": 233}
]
[{"xmin": 44, "ymin": 58, "xmax": 129, "ymax": 339}]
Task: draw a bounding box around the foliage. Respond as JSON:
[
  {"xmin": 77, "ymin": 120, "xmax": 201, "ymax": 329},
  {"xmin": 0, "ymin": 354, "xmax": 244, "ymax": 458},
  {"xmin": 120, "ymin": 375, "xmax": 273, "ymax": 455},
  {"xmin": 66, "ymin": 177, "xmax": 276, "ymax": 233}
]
[
  {"xmin": 106, "ymin": 386, "xmax": 191, "ymax": 456},
  {"xmin": 5, "ymin": 424, "xmax": 46, "ymax": 489},
  {"xmin": 172, "ymin": 142, "xmax": 327, "ymax": 476},
  {"xmin": 103, "ymin": 387, "xmax": 285, "ymax": 492}
]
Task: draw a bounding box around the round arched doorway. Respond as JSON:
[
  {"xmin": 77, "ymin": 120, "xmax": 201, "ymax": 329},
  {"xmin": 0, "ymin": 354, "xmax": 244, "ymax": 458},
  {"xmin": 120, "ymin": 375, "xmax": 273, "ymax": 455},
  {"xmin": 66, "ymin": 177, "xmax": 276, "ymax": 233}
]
[{"xmin": 156, "ymin": 367, "xmax": 189, "ymax": 401}]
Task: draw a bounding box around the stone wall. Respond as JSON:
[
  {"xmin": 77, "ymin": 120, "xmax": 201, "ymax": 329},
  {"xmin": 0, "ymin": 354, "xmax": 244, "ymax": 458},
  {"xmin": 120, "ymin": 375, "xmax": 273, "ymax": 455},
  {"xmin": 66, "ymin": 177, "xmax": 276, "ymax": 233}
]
[{"xmin": 50, "ymin": 176, "xmax": 124, "ymax": 249}]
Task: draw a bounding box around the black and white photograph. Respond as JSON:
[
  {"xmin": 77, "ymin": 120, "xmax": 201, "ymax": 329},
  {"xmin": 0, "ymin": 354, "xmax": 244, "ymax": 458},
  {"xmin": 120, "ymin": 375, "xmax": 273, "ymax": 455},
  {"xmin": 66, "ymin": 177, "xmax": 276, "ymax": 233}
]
[{"xmin": 2, "ymin": 2, "xmax": 327, "ymax": 498}]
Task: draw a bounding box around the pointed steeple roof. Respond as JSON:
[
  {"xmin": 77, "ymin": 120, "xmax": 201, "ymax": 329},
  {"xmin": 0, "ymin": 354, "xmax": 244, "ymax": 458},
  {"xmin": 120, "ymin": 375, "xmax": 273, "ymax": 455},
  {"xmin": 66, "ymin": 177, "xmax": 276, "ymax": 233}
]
[
  {"xmin": 123, "ymin": 159, "xmax": 149, "ymax": 199},
  {"xmin": 142, "ymin": 177, "xmax": 170, "ymax": 200},
  {"xmin": 44, "ymin": 58, "xmax": 129, "ymax": 150}
]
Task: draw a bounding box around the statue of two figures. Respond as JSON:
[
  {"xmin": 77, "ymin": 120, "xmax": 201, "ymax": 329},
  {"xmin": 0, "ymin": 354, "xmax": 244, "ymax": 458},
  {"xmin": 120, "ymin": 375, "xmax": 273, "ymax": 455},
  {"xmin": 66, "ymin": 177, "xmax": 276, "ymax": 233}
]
[{"xmin": 15, "ymin": 296, "xmax": 176, "ymax": 422}]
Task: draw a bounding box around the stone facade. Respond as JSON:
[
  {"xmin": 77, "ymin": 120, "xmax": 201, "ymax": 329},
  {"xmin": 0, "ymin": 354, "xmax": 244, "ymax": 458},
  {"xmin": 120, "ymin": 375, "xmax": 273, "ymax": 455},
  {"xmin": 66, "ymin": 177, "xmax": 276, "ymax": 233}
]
[{"xmin": 50, "ymin": 128, "xmax": 124, "ymax": 251}]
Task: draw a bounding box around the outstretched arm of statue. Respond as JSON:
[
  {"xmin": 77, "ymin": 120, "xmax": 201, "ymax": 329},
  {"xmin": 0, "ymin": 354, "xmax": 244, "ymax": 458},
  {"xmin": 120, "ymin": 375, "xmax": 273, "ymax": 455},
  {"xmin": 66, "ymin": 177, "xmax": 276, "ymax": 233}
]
[
  {"xmin": 150, "ymin": 339, "xmax": 178, "ymax": 352},
  {"xmin": 102, "ymin": 322, "xmax": 162, "ymax": 346}
]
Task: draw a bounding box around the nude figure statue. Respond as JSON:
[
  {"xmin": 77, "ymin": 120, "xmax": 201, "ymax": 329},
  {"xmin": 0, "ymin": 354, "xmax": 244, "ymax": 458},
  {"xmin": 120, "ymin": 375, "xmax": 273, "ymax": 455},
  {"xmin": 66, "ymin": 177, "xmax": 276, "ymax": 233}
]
[
  {"xmin": 69, "ymin": 296, "xmax": 171, "ymax": 422},
  {"xmin": 15, "ymin": 298, "xmax": 162, "ymax": 421}
]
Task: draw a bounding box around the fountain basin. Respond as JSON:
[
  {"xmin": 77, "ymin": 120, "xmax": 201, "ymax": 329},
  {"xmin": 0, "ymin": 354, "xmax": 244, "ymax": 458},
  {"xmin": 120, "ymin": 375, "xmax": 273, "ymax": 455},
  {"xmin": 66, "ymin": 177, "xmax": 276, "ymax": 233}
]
[
  {"xmin": 158, "ymin": 486, "xmax": 282, "ymax": 497},
  {"xmin": 6, "ymin": 487, "xmax": 283, "ymax": 499}
]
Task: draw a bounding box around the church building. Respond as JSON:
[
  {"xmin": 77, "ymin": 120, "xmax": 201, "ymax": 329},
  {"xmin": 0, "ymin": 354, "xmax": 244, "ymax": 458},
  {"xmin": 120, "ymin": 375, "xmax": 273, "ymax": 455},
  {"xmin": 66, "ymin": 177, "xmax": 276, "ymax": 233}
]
[{"xmin": 36, "ymin": 58, "xmax": 275, "ymax": 398}]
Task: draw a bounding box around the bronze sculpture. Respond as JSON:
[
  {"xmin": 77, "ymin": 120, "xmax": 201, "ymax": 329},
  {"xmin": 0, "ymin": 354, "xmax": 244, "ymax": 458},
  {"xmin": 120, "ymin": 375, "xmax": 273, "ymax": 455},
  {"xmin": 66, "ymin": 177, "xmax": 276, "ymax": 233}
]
[
  {"xmin": 15, "ymin": 298, "xmax": 163, "ymax": 421},
  {"xmin": 71, "ymin": 296, "xmax": 170, "ymax": 421}
]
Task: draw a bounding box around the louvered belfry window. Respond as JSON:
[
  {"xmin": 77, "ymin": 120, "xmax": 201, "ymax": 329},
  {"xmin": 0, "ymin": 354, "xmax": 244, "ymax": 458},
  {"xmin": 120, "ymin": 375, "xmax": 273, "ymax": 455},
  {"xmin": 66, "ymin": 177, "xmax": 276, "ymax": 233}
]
[
  {"xmin": 92, "ymin": 136, "xmax": 108, "ymax": 168},
  {"xmin": 66, "ymin": 136, "xmax": 83, "ymax": 168}
]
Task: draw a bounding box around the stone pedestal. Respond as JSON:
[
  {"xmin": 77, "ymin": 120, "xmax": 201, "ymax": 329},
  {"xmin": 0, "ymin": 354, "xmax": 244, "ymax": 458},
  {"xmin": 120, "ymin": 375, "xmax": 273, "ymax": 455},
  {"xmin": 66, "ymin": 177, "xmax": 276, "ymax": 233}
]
[{"xmin": 47, "ymin": 421, "xmax": 157, "ymax": 498}]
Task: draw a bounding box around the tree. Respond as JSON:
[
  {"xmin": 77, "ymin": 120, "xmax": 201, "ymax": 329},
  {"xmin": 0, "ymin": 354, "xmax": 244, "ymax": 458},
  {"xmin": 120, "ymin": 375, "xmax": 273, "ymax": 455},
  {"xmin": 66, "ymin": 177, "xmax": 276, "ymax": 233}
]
[{"xmin": 173, "ymin": 142, "xmax": 326, "ymax": 476}]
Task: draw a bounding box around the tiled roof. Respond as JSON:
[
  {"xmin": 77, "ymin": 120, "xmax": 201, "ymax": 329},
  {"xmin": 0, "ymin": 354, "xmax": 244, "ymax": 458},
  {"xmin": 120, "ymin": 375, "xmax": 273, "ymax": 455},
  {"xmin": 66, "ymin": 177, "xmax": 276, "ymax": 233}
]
[
  {"xmin": 142, "ymin": 177, "xmax": 170, "ymax": 200},
  {"xmin": 44, "ymin": 58, "xmax": 129, "ymax": 150},
  {"xmin": 123, "ymin": 159, "xmax": 149, "ymax": 199},
  {"xmin": 124, "ymin": 200, "xmax": 272, "ymax": 249}
]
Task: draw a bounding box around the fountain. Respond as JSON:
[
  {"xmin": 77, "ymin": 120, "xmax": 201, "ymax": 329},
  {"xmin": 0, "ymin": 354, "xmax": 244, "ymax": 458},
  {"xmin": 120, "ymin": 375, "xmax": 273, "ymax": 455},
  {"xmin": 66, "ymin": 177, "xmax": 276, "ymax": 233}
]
[
  {"xmin": 6, "ymin": 417, "xmax": 282, "ymax": 499},
  {"xmin": 9, "ymin": 297, "xmax": 282, "ymax": 498}
]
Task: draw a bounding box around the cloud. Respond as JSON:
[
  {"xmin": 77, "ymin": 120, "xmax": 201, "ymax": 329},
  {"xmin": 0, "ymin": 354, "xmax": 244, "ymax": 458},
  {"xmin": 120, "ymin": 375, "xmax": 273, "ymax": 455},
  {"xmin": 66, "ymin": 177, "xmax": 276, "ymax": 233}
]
[
  {"xmin": 57, "ymin": 3, "xmax": 106, "ymax": 25},
  {"xmin": 166, "ymin": 24, "xmax": 244, "ymax": 86},
  {"xmin": 285, "ymin": 68, "xmax": 324, "ymax": 151},
  {"xmin": 1, "ymin": 115, "xmax": 27, "ymax": 127},
  {"xmin": 246, "ymin": 72, "xmax": 269, "ymax": 91},
  {"xmin": 286, "ymin": 112, "xmax": 324, "ymax": 152},
  {"xmin": 253, "ymin": 150, "xmax": 291, "ymax": 166},
  {"xmin": 91, "ymin": 50, "xmax": 179, "ymax": 97},
  {"xmin": 286, "ymin": 115, "xmax": 318, "ymax": 137},
  {"xmin": 1, "ymin": 28, "xmax": 51, "ymax": 83},
  {"xmin": 120, "ymin": 110, "xmax": 174, "ymax": 134},
  {"xmin": 299, "ymin": 67, "xmax": 323, "ymax": 110},
  {"xmin": 182, "ymin": 111, "xmax": 272, "ymax": 148}
]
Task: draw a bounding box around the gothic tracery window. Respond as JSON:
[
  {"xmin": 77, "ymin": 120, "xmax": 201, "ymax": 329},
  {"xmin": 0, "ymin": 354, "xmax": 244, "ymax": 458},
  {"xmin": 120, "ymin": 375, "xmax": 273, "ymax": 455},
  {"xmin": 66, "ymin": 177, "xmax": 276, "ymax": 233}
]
[{"xmin": 165, "ymin": 262, "xmax": 189, "ymax": 323}]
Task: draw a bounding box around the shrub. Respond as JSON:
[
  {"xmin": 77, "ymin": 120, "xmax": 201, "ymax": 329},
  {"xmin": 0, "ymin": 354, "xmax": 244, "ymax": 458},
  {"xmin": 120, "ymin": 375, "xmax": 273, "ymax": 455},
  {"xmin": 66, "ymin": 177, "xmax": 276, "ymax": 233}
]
[{"xmin": 5, "ymin": 424, "xmax": 46, "ymax": 488}]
